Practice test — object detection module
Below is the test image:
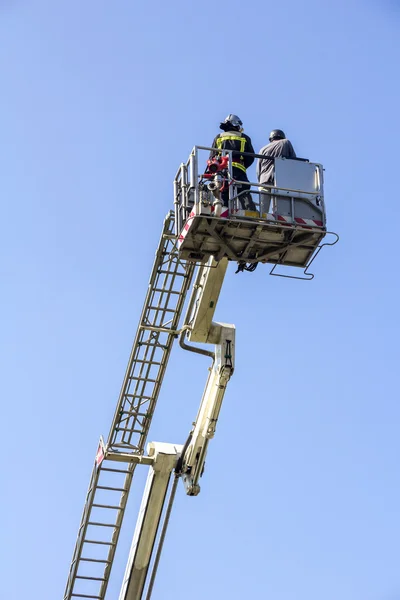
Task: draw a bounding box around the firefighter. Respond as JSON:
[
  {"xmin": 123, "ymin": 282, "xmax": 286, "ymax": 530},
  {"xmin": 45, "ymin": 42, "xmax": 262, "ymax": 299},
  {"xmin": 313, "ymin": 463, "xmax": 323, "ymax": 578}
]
[
  {"xmin": 257, "ymin": 129, "xmax": 297, "ymax": 214},
  {"xmin": 257, "ymin": 129, "xmax": 296, "ymax": 186},
  {"xmin": 209, "ymin": 114, "xmax": 256, "ymax": 211}
]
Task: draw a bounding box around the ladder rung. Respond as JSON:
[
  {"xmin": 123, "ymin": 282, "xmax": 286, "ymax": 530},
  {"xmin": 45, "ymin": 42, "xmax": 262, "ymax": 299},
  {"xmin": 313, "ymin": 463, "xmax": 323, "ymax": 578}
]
[
  {"xmin": 116, "ymin": 428, "xmax": 144, "ymax": 435},
  {"xmin": 119, "ymin": 409, "xmax": 149, "ymax": 416},
  {"xmin": 99, "ymin": 467, "xmax": 130, "ymax": 474},
  {"xmin": 110, "ymin": 442, "xmax": 139, "ymax": 450},
  {"xmin": 152, "ymin": 288, "xmax": 181, "ymax": 294},
  {"xmin": 128, "ymin": 376, "xmax": 157, "ymax": 383},
  {"xmin": 84, "ymin": 539, "xmax": 116, "ymax": 546},
  {"xmin": 116, "ymin": 427, "xmax": 145, "ymax": 435},
  {"xmin": 134, "ymin": 360, "xmax": 161, "ymax": 365},
  {"xmin": 157, "ymin": 269, "xmax": 185, "ymax": 275},
  {"xmin": 71, "ymin": 594, "xmax": 102, "ymax": 599},
  {"xmin": 115, "ymin": 427, "xmax": 143, "ymax": 445},
  {"xmin": 118, "ymin": 416, "xmax": 146, "ymax": 424},
  {"xmin": 80, "ymin": 557, "xmax": 111, "ymax": 564},
  {"xmin": 138, "ymin": 342, "xmax": 168, "ymax": 350},
  {"xmin": 92, "ymin": 504, "xmax": 123, "ymax": 510},
  {"xmin": 88, "ymin": 521, "xmax": 120, "ymax": 528},
  {"xmin": 76, "ymin": 575, "xmax": 107, "ymax": 582},
  {"xmin": 96, "ymin": 485, "xmax": 126, "ymax": 492}
]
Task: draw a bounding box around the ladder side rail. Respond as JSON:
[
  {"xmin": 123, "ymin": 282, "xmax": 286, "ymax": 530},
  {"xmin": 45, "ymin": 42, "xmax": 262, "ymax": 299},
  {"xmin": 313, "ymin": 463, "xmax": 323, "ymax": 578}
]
[
  {"xmin": 64, "ymin": 458, "xmax": 136, "ymax": 600},
  {"xmin": 97, "ymin": 462, "xmax": 135, "ymax": 599},
  {"xmin": 64, "ymin": 460, "xmax": 102, "ymax": 600},
  {"xmin": 64, "ymin": 213, "xmax": 195, "ymax": 600},
  {"xmin": 109, "ymin": 251, "xmax": 195, "ymax": 450},
  {"xmin": 107, "ymin": 214, "xmax": 177, "ymax": 446},
  {"xmin": 173, "ymin": 165, "xmax": 182, "ymax": 234},
  {"xmin": 108, "ymin": 222, "xmax": 195, "ymax": 450}
]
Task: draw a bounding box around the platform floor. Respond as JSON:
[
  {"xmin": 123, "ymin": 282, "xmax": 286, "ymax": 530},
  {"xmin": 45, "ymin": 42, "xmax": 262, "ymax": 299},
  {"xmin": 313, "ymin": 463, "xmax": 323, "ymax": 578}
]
[{"xmin": 177, "ymin": 213, "xmax": 326, "ymax": 267}]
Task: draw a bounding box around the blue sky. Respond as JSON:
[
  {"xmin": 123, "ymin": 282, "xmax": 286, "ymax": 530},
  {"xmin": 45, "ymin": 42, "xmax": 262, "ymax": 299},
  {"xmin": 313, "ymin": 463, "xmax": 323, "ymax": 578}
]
[{"xmin": 2, "ymin": 1, "xmax": 400, "ymax": 599}]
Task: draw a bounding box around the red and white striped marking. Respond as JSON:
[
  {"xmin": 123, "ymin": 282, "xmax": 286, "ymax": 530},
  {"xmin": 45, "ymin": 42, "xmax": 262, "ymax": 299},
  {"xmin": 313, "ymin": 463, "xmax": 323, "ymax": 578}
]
[
  {"xmin": 276, "ymin": 214, "xmax": 323, "ymax": 228},
  {"xmin": 95, "ymin": 440, "xmax": 105, "ymax": 467},
  {"xmin": 178, "ymin": 207, "xmax": 229, "ymax": 247},
  {"xmin": 294, "ymin": 216, "xmax": 323, "ymax": 227},
  {"xmin": 231, "ymin": 210, "xmax": 322, "ymax": 228},
  {"xmin": 178, "ymin": 210, "xmax": 195, "ymax": 247},
  {"xmin": 209, "ymin": 204, "xmax": 229, "ymax": 219},
  {"xmin": 217, "ymin": 207, "xmax": 230, "ymax": 219}
]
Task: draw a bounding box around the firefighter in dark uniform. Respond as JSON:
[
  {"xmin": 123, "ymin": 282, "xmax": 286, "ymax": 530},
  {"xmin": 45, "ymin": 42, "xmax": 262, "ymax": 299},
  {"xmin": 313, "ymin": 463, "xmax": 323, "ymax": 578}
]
[{"xmin": 209, "ymin": 114, "xmax": 256, "ymax": 211}]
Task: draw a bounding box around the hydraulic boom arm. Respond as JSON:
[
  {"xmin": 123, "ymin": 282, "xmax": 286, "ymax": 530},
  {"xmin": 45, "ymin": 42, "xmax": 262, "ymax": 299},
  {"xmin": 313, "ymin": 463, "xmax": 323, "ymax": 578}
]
[
  {"xmin": 182, "ymin": 322, "xmax": 235, "ymax": 495},
  {"xmin": 180, "ymin": 256, "xmax": 235, "ymax": 495}
]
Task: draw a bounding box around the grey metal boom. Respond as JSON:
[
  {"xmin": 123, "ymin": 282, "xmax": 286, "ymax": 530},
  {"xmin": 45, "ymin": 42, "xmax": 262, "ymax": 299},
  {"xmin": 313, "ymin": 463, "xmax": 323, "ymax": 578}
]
[{"xmin": 64, "ymin": 212, "xmax": 195, "ymax": 600}]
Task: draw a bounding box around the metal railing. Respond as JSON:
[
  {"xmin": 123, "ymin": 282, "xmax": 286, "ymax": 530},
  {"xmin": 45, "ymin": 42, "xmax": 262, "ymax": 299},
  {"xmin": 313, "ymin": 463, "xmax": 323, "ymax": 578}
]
[{"xmin": 173, "ymin": 146, "xmax": 326, "ymax": 235}]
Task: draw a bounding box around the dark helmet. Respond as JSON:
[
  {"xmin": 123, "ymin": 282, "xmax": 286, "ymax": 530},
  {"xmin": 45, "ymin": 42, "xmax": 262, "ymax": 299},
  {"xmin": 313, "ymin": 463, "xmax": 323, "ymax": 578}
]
[
  {"xmin": 269, "ymin": 129, "xmax": 286, "ymax": 142},
  {"xmin": 220, "ymin": 114, "xmax": 243, "ymax": 131}
]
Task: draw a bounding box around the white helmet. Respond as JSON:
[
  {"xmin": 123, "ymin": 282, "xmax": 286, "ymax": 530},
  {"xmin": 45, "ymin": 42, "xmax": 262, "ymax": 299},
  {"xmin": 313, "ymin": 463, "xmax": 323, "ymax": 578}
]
[{"xmin": 220, "ymin": 114, "xmax": 243, "ymax": 131}]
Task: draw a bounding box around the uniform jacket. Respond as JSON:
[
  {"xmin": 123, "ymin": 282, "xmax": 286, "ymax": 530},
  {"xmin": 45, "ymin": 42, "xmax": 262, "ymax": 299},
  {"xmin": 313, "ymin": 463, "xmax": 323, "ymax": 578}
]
[{"xmin": 210, "ymin": 131, "xmax": 255, "ymax": 172}]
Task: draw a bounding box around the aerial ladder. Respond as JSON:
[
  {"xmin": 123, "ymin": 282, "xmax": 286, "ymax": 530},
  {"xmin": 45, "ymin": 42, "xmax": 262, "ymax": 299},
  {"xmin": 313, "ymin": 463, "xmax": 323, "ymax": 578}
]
[{"xmin": 64, "ymin": 146, "xmax": 338, "ymax": 600}]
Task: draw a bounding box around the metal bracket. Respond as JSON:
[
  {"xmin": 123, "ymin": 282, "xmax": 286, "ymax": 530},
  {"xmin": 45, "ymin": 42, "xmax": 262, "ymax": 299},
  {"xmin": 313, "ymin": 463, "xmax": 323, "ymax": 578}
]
[
  {"xmin": 269, "ymin": 231, "xmax": 339, "ymax": 280},
  {"xmin": 105, "ymin": 450, "xmax": 155, "ymax": 466}
]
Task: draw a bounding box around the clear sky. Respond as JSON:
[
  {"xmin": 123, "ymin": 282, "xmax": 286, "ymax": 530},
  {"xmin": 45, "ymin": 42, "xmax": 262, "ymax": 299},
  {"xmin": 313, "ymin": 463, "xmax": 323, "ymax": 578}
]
[{"xmin": 2, "ymin": 1, "xmax": 400, "ymax": 599}]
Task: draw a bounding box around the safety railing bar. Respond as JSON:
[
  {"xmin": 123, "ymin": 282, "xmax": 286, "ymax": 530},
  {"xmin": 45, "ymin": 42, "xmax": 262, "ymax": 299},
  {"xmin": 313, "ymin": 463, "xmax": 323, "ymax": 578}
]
[
  {"xmin": 207, "ymin": 177, "xmax": 323, "ymax": 197},
  {"xmin": 194, "ymin": 145, "xmax": 310, "ymax": 162},
  {"xmin": 192, "ymin": 161, "xmax": 322, "ymax": 197}
]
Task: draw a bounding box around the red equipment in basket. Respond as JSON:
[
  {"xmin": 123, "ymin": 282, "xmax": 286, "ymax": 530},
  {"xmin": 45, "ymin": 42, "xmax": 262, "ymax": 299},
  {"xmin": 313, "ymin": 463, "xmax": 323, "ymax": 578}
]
[{"xmin": 203, "ymin": 155, "xmax": 229, "ymax": 178}]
